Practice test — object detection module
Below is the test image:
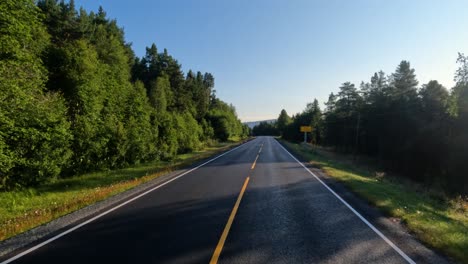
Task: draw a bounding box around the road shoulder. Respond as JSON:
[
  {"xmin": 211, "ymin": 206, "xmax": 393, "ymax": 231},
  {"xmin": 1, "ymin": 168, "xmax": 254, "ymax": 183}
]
[
  {"xmin": 0, "ymin": 140, "xmax": 252, "ymax": 261},
  {"xmin": 277, "ymin": 139, "xmax": 454, "ymax": 264}
]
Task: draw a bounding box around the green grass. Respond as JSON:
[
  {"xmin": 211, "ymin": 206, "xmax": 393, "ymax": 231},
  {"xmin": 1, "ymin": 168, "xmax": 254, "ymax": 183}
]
[
  {"xmin": 281, "ymin": 140, "xmax": 468, "ymax": 264},
  {"xmin": 0, "ymin": 140, "xmax": 246, "ymax": 242}
]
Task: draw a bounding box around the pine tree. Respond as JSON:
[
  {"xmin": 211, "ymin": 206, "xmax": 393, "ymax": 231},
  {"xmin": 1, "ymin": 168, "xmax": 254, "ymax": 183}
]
[
  {"xmin": 277, "ymin": 109, "xmax": 291, "ymax": 136},
  {"xmin": 390, "ymin": 60, "xmax": 418, "ymax": 101}
]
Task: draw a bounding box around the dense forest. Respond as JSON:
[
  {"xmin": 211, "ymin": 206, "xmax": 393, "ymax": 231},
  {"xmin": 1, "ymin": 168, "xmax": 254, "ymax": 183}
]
[
  {"xmin": 256, "ymin": 59, "xmax": 468, "ymax": 194},
  {"xmin": 0, "ymin": 0, "xmax": 248, "ymax": 189}
]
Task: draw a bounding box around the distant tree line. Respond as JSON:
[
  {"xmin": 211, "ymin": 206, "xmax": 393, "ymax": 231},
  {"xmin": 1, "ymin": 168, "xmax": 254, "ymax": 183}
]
[
  {"xmin": 252, "ymin": 121, "xmax": 279, "ymax": 136},
  {"xmin": 0, "ymin": 0, "xmax": 248, "ymax": 189},
  {"xmin": 256, "ymin": 59, "xmax": 468, "ymax": 194}
]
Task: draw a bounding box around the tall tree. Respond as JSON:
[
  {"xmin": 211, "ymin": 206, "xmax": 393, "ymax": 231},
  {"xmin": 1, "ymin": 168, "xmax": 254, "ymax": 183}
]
[
  {"xmin": 277, "ymin": 109, "xmax": 291, "ymax": 136},
  {"xmin": 309, "ymin": 99, "xmax": 323, "ymax": 144},
  {"xmin": 420, "ymin": 80, "xmax": 449, "ymax": 120},
  {"xmin": 447, "ymin": 54, "xmax": 468, "ymax": 192},
  {"xmin": 0, "ymin": 0, "xmax": 248, "ymax": 188},
  {"xmin": 149, "ymin": 75, "xmax": 171, "ymax": 114},
  {"xmin": 0, "ymin": 0, "xmax": 72, "ymax": 187},
  {"xmin": 454, "ymin": 52, "xmax": 468, "ymax": 85},
  {"xmin": 390, "ymin": 60, "xmax": 418, "ymax": 101}
]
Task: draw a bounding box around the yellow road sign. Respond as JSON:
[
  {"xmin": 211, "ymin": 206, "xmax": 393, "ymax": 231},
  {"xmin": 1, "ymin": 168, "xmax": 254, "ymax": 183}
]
[{"xmin": 300, "ymin": 126, "xmax": 312, "ymax": 132}]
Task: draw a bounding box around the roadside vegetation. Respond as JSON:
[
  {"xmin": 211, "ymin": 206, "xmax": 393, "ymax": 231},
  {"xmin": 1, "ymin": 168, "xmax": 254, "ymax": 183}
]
[
  {"xmin": 254, "ymin": 58, "xmax": 468, "ymax": 194},
  {"xmin": 0, "ymin": 0, "xmax": 250, "ymax": 243},
  {"xmin": 0, "ymin": 140, "xmax": 244, "ymax": 242},
  {"xmin": 253, "ymin": 54, "xmax": 468, "ymax": 263},
  {"xmin": 0, "ymin": 0, "xmax": 249, "ymax": 190},
  {"xmin": 281, "ymin": 141, "xmax": 467, "ymax": 263}
]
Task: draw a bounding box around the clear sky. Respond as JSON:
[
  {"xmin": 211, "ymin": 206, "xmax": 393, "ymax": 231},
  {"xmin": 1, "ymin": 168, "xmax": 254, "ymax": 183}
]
[{"xmin": 75, "ymin": 0, "xmax": 468, "ymax": 121}]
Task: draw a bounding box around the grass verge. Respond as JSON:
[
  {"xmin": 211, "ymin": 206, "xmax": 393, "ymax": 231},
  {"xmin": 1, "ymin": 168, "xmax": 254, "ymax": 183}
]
[
  {"xmin": 281, "ymin": 140, "xmax": 467, "ymax": 264},
  {"xmin": 0, "ymin": 140, "xmax": 247, "ymax": 242}
]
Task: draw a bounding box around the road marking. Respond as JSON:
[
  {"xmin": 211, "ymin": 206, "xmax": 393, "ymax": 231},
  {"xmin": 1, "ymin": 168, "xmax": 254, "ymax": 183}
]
[
  {"xmin": 276, "ymin": 141, "xmax": 416, "ymax": 264},
  {"xmin": 251, "ymin": 144, "xmax": 263, "ymax": 169},
  {"xmin": 251, "ymin": 154, "xmax": 259, "ymax": 170},
  {"xmin": 0, "ymin": 141, "xmax": 254, "ymax": 264},
  {"xmin": 210, "ymin": 176, "xmax": 250, "ymax": 264}
]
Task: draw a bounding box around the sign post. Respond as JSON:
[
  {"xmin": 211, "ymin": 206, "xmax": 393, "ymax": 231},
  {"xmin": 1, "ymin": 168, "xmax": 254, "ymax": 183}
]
[{"xmin": 300, "ymin": 126, "xmax": 312, "ymax": 143}]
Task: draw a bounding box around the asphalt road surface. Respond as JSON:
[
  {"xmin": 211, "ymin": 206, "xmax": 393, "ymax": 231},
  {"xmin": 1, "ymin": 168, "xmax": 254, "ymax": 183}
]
[{"xmin": 1, "ymin": 137, "xmax": 446, "ymax": 263}]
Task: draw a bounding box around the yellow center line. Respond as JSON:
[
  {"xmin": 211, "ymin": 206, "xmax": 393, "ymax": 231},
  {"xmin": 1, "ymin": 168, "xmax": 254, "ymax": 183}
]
[
  {"xmin": 210, "ymin": 176, "xmax": 250, "ymax": 264},
  {"xmin": 251, "ymin": 154, "xmax": 259, "ymax": 170}
]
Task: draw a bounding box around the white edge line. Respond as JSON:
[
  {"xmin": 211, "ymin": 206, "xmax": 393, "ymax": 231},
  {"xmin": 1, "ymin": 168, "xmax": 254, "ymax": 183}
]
[
  {"xmin": 1, "ymin": 141, "xmax": 251, "ymax": 264},
  {"xmin": 276, "ymin": 141, "xmax": 416, "ymax": 264}
]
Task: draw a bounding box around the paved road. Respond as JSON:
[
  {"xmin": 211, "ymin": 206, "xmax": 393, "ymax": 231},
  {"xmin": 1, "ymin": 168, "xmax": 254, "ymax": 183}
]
[{"xmin": 1, "ymin": 137, "xmax": 445, "ymax": 263}]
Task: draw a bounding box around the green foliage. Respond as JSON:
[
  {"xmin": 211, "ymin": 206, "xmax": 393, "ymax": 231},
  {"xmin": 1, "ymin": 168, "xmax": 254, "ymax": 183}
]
[
  {"xmin": 281, "ymin": 59, "xmax": 468, "ymax": 194},
  {"xmin": 420, "ymin": 80, "xmax": 449, "ymax": 119},
  {"xmin": 390, "ymin": 60, "xmax": 419, "ymax": 100},
  {"xmin": 280, "ymin": 99, "xmax": 323, "ymax": 144},
  {"xmin": 0, "ymin": 140, "xmax": 241, "ymax": 242},
  {"xmin": 200, "ymin": 118, "xmax": 215, "ymax": 142},
  {"xmin": 173, "ymin": 112, "xmax": 202, "ymax": 153},
  {"xmin": 123, "ymin": 81, "xmax": 157, "ymax": 163},
  {"xmin": 149, "ymin": 75, "xmax": 170, "ymax": 113},
  {"xmin": 206, "ymin": 99, "xmax": 245, "ymax": 141},
  {"xmin": 252, "ymin": 122, "xmax": 279, "ymax": 136},
  {"xmin": 308, "ymin": 99, "xmax": 323, "ymax": 144},
  {"xmin": 132, "ymin": 43, "xmax": 246, "ymax": 151},
  {"xmin": 1, "ymin": 0, "xmax": 245, "ymax": 189},
  {"xmin": 58, "ymin": 39, "xmax": 107, "ymax": 172},
  {"xmin": 276, "ymin": 109, "xmax": 291, "ymax": 135},
  {"xmin": 241, "ymin": 124, "xmax": 251, "ymax": 139},
  {"xmin": 0, "ymin": 0, "xmax": 72, "ymax": 188},
  {"xmin": 282, "ymin": 140, "xmax": 468, "ymax": 264},
  {"xmin": 454, "ymin": 53, "xmax": 468, "ymax": 86}
]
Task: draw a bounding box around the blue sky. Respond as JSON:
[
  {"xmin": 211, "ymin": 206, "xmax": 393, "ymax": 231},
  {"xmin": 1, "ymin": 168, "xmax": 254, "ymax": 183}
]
[{"xmin": 75, "ymin": 0, "xmax": 468, "ymax": 121}]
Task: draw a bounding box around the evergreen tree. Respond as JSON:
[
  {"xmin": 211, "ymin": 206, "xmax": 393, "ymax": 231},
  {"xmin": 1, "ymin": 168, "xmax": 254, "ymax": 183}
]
[
  {"xmin": 390, "ymin": 60, "xmax": 419, "ymax": 101},
  {"xmin": 277, "ymin": 109, "xmax": 291, "ymax": 136},
  {"xmin": 309, "ymin": 99, "xmax": 323, "ymax": 144},
  {"xmin": 252, "ymin": 122, "xmax": 279, "ymax": 136}
]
